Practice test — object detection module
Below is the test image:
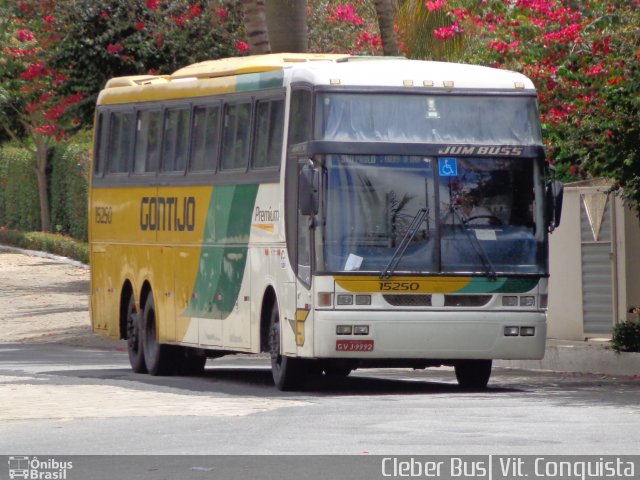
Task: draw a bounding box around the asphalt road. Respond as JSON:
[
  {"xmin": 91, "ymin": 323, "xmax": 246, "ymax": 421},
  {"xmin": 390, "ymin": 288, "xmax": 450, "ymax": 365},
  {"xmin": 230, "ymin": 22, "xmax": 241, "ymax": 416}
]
[{"xmin": 1, "ymin": 343, "xmax": 639, "ymax": 459}]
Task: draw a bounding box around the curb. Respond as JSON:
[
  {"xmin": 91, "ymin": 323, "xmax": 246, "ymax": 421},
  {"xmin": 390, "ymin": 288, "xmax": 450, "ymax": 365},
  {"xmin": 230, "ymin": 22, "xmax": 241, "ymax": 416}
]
[
  {"xmin": 0, "ymin": 244, "xmax": 88, "ymax": 269},
  {"xmin": 496, "ymin": 339, "xmax": 640, "ymax": 377}
]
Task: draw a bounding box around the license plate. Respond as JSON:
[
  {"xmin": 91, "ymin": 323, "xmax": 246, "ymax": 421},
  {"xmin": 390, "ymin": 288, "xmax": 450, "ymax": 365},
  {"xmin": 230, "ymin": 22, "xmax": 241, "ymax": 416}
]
[{"xmin": 336, "ymin": 340, "xmax": 374, "ymax": 352}]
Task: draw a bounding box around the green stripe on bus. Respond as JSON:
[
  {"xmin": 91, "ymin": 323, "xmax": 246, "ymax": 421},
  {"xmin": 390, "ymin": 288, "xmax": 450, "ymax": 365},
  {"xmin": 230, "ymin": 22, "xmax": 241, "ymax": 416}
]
[
  {"xmin": 236, "ymin": 71, "xmax": 285, "ymax": 92},
  {"xmin": 459, "ymin": 277, "xmax": 538, "ymax": 293},
  {"xmin": 183, "ymin": 184, "xmax": 259, "ymax": 319}
]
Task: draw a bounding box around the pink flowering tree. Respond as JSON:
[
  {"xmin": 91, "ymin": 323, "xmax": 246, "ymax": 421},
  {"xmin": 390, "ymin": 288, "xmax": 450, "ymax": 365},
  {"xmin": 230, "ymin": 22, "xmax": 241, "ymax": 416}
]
[
  {"xmin": 308, "ymin": 0, "xmax": 383, "ymax": 55},
  {"xmin": 0, "ymin": 0, "xmax": 84, "ymax": 231},
  {"xmin": 400, "ymin": 0, "xmax": 640, "ymax": 212},
  {"xmin": 54, "ymin": 0, "xmax": 245, "ymax": 124}
]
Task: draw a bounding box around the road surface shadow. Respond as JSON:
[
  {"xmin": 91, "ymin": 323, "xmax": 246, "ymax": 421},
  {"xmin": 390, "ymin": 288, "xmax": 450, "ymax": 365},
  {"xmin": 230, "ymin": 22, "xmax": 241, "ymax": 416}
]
[{"xmin": 40, "ymin": 365, "xmax": 520, "ymax": 397}]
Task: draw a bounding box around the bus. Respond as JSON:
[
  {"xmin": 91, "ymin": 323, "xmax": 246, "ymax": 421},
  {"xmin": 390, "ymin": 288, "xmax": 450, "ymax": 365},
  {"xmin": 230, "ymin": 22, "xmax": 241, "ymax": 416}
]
[{"xmin": 90, "ymin": 53, "xmax": 563, "ymax": 390}]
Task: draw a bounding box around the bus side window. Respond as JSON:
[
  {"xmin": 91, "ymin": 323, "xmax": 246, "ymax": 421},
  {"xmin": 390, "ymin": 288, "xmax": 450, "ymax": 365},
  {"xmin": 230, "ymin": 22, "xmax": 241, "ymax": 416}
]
[
  {"xmin": 162, "ymin": 107, "xmax": 190, "ymax": 173},
  {"xmin": 93, "ymin": 112, "xmax": 109, "ymax": 177},
  {"xmin": 254, "ymin": 98, "xmax": 284, "ymax": 169},
  {"xmin": 221, "ymin": 102, "xmax": 251, "ymax": 170},
  {"xmin": 191, "ymin": 104, "xmax": 221, "ymax": 172},
  {"xmin": 134, "ymin": 110, "xmax": 162, "ymax": 174},
  {"xmin": 288, "ymin": 88, "xmax": 312, "ymax": 146},
  {"xmin": 107, "ymin": 111, "xmax": 134, "ymax": 174}
]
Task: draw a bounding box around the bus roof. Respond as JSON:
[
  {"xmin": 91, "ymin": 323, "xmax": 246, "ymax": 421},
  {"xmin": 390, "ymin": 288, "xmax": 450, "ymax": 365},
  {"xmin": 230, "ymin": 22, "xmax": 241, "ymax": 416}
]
[{"xmin": 97, "ymin": 54, "xmax": 536, "ymax": 105}]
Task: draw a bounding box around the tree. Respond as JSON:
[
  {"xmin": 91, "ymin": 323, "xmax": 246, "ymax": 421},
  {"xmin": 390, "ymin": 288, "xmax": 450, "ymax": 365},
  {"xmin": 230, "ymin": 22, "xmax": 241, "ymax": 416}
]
[
  {"xmin": 0, "ymin": 0, "xmax": 83, "ymax": 231},
  {"xmin": 400, "ymin": 0, "xmax": 640, "ymax": 214},
  {"xmin": 239, "ymin": 0, "xmax": 271, "ymax": 54},
  {"xmin": 374, "ymin": 0, "xmax": 400, "ymax": 56},
  {"xmin": 308, "ymin": 1, "xmax": 383, "ymax": 55},
  {"xmin": 265, "ymin": 0, "xmax": 308, "ymax": 53},
  {"xmin": 54, "ymin": 0, "xmax": 245, "ymax": 125},
  {"xmin": 0, "ymin": 0, "xmax": 246, "ymax": 230}
]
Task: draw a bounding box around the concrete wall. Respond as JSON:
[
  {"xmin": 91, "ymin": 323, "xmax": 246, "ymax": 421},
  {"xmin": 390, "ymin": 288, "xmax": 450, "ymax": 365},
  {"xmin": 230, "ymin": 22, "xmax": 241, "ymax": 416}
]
[
  {"xmin": 547, "ymin": 187, "xmax": 585, "ymax": 340},
  {"xmin": 547, "ymin": 181, "xmax": 640, "ymax": 340}
]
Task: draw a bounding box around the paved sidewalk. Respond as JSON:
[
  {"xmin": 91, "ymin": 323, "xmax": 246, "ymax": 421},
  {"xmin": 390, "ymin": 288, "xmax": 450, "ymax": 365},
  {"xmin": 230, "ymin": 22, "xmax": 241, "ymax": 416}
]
[{"xmin": 497, "ymin": 338, "xmax": 640, "ymax": 377}]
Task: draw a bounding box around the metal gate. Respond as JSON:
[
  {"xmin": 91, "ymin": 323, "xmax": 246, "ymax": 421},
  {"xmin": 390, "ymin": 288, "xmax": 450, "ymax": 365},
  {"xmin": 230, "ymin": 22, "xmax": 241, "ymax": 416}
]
[{"xmin": 580, "ymin": 192, "xmax": 616, "ymax": 335}]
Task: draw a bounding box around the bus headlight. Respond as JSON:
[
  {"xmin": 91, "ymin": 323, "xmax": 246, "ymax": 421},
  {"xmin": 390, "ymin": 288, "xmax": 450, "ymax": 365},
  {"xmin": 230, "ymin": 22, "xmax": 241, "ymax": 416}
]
[
  {"xmin": 520, "ymin": 296, "xmax": 536, "ymax": 307},
  {"xmin": 504, "ymin": 326, "xmax": 520, "ymax": 336},
  {"xmin": 502, "ymin": 296, "xmax": 518, "ymax": 307},
  {"xmin": 336, "ymin": 325, "xmax": 352, "ymax": 335},
  {"xmin": 520, "ymin": 326, "xmax": 536, "ymax": 336},
  {"xmin": 337, "ymin": 294, "xmax": 353, "ymax": 306}
]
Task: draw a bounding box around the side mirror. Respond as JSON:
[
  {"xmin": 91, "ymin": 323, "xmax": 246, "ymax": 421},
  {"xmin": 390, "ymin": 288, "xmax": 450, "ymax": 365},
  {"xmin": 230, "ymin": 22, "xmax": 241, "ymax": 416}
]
[
  {"xmin": 298, "ymin": 164, "xmax": 319, "ymax": 216},
  {"xmin": 546, "ymin": 180, "xmax": 564, "ymax": 232}
]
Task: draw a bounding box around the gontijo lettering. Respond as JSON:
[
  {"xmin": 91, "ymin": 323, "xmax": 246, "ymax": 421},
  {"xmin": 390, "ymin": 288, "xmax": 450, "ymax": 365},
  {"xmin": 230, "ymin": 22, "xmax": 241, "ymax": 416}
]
[{"xmin": 140, "ymin": 196, "xmax": 195, "ymax": 231}]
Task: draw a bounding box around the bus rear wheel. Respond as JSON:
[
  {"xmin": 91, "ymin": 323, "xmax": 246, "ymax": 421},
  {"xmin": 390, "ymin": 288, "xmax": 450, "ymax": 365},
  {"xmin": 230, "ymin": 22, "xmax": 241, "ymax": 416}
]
[
  {"xmin": 142, "ymin": 291, "xmax": 174, "ymax": 376},
  {"xmin": 269, "ymin": 303, "xmax": 304, "ymax": 391},
  {"xmin": 126, "ymin": 296, "xmax": 147, "ymax": 373},
  {"xmin": 455, "ymin": 360, "xmax": 492, "ymax": 389}
]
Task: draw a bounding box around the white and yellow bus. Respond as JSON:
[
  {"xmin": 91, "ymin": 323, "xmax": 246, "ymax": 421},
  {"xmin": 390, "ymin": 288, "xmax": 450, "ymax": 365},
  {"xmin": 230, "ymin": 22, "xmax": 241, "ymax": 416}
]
[{"xmin": 90, "ymin": 53, "xmax": 563, "ymax": 390}]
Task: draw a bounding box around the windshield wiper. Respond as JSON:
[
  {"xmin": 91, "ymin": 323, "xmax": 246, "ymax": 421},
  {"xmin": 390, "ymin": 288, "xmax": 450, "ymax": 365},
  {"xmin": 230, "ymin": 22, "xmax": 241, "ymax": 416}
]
[
  {"xmin": 450, "ymin": 208, "xmax": 497, "ymax": 280},
  {"xmin": 380, "ymin": 208, "xmax": 427, "ymax": 279}
]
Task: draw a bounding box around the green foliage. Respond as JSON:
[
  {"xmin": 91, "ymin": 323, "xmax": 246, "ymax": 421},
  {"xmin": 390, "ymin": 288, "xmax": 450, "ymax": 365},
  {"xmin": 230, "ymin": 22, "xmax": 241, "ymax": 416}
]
[
  {"xmin": 0, "ymin": 145, "xmax": 40, "ymax": 231},
  {"xmin": 308, "ymin": 0, "xmax": 382, "ymax": 55},
  {"xmin": 0, "ymin": 228, "xmax": 89, "ymax": 264},
  {"xmin": 611, "ymin": 319, "xmax": 640, "ymax": 354},
  {"xmin": 51, "ymin": 135, "xmax": 91, "ymax": 241},
  {"xmin": 396, "ymin": 0, "xmax": 467, "ymax": 60},
  {"xmin": 52, "ymin": 0, "xmax": 245, "ymax": 126}
]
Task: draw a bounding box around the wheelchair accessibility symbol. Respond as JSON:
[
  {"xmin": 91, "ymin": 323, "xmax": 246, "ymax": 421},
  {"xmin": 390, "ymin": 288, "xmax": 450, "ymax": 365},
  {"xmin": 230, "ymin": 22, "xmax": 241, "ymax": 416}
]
[{"xmin": 438, "ymin": 158, "xmax": 458, "ymax": 177}]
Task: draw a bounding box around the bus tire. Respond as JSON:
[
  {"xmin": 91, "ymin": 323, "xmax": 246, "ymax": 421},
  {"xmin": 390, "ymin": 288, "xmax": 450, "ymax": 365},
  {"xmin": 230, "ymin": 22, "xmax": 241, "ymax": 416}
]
[
  {"xmin": 269, "ymin": 303, "xmax": 304, "ymax": 391},
  {"xmin": 455, "ymin": 360, "xmax": 492, "ymax": 389},
  {"xmin": 142, "ymin": 291, "xmax": 174, "ymax": 376},
  {"xmin": 126, "ymin": 295, "xmax": 147, "ymax": 373}
]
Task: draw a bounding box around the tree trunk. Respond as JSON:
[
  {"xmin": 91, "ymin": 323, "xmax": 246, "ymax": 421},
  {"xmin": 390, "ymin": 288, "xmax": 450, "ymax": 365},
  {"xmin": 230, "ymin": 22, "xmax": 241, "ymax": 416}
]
[
  {"xmin": 374, "ymin": 0, "xmax": 400, "ymax": 56},
  {"xmin": 34, "ymin": 135, "xmax": 51, "ymax": 232},
  {"xmin": 265, "ymin": 0, "xmax": 308, "ymax": 53},
  {"xmin": 240, "ymin": 0, "xmax": 272, "ymax": 54}
]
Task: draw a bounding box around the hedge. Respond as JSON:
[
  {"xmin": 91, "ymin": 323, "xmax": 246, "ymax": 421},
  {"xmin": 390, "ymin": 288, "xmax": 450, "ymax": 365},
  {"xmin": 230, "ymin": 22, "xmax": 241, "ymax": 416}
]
[
  {"xmin": 0, "ymin": 135, "xmax": 91, "ymax": 242},
  {"xmin": 0, "ymin": 228, "xmax": 89, "ymax": 264}
]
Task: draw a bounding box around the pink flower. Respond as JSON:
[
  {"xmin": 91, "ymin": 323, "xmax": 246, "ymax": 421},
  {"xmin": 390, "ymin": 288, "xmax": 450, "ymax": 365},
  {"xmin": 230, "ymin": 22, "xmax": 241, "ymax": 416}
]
[
  {"xmin": 35, "ymin": 124, "xmax": 58, "ymax": 137},
  {"xmin": 425, "ymin": 0, "xmax": 446, "ymax": 12},
  {"xmin": 433, "ymin": 22, "xmax": 463, "ymax": 41},
  {"xmin": 44, "ymin": 15, "xmax": 55, "ymax": 24},
  {"xmin": 107, "ymin": 43, "xmax": 124, "ymax": 55},
  {"xmin": 235, "ymin": 40, "xmax": 250, "ymax": 53},
  {"xmin": 20, "ymin": 63, "xmax": 47, "ymax": 80},
  {"xmin": 216, "ymin": 7, "xmax": 228, "ymax": 21},
  {"xmin": 333, "ymin": 4, "xmax": 363, "ymax": 25},
  {"xmin": 100, "ymin": 11, "xmax": 109, "ymax": 19},
  {"xmin": 135, "ymin": 21, "xmax": 145, "ymax": 31},
  {"xmin": 147, "ymin": 0, "xmax": 160, "ymax": 10},
  {"xmin": 17, "ymin": 29, "xmax": 35, "ymax": 42}
]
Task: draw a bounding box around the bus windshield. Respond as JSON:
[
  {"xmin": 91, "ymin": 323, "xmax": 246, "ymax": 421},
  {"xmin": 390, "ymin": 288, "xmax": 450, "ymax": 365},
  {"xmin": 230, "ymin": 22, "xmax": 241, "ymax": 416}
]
[
  {"xmin": 317, "ymin": 154, "xmax": 546, "ymax": 276},
  {"xmin": 315, "ymin": 93, "xmax": 542, "ymax": 146}
]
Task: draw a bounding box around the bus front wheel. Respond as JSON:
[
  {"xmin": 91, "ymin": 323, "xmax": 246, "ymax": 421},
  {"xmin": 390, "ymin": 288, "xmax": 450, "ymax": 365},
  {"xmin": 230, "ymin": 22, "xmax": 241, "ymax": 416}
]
[
  {"xmin": 142, "ymin": 291, "xmax": 174, "ymax": 376},
  {"xmin": 455, "ymin": 360, "xmax": 492, "ymax": 389},
  {"xmin": 269, "ymin": 303, "xmax": 304, "ymax": 391}
]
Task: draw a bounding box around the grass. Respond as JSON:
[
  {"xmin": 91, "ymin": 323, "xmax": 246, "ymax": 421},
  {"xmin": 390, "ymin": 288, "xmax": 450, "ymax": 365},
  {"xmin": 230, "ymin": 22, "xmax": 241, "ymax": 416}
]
[{"xmin": 0, "ymin": 228, "xmax": 89, "ymax": 264}]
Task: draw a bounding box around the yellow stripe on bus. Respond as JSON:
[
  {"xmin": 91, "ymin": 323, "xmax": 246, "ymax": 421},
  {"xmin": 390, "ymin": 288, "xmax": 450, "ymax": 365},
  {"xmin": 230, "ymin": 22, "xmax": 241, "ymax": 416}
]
[{"xmin": 334, "ymin": 276, "xmax": 472, "ymax": 293}]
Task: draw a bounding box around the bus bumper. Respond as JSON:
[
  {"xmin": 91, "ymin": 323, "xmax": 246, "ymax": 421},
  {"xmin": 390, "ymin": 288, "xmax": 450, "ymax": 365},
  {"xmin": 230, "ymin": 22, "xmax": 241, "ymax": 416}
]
[{"xmin": 311, "ymin": 310, "xmax": 547, "ymax": 360}]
